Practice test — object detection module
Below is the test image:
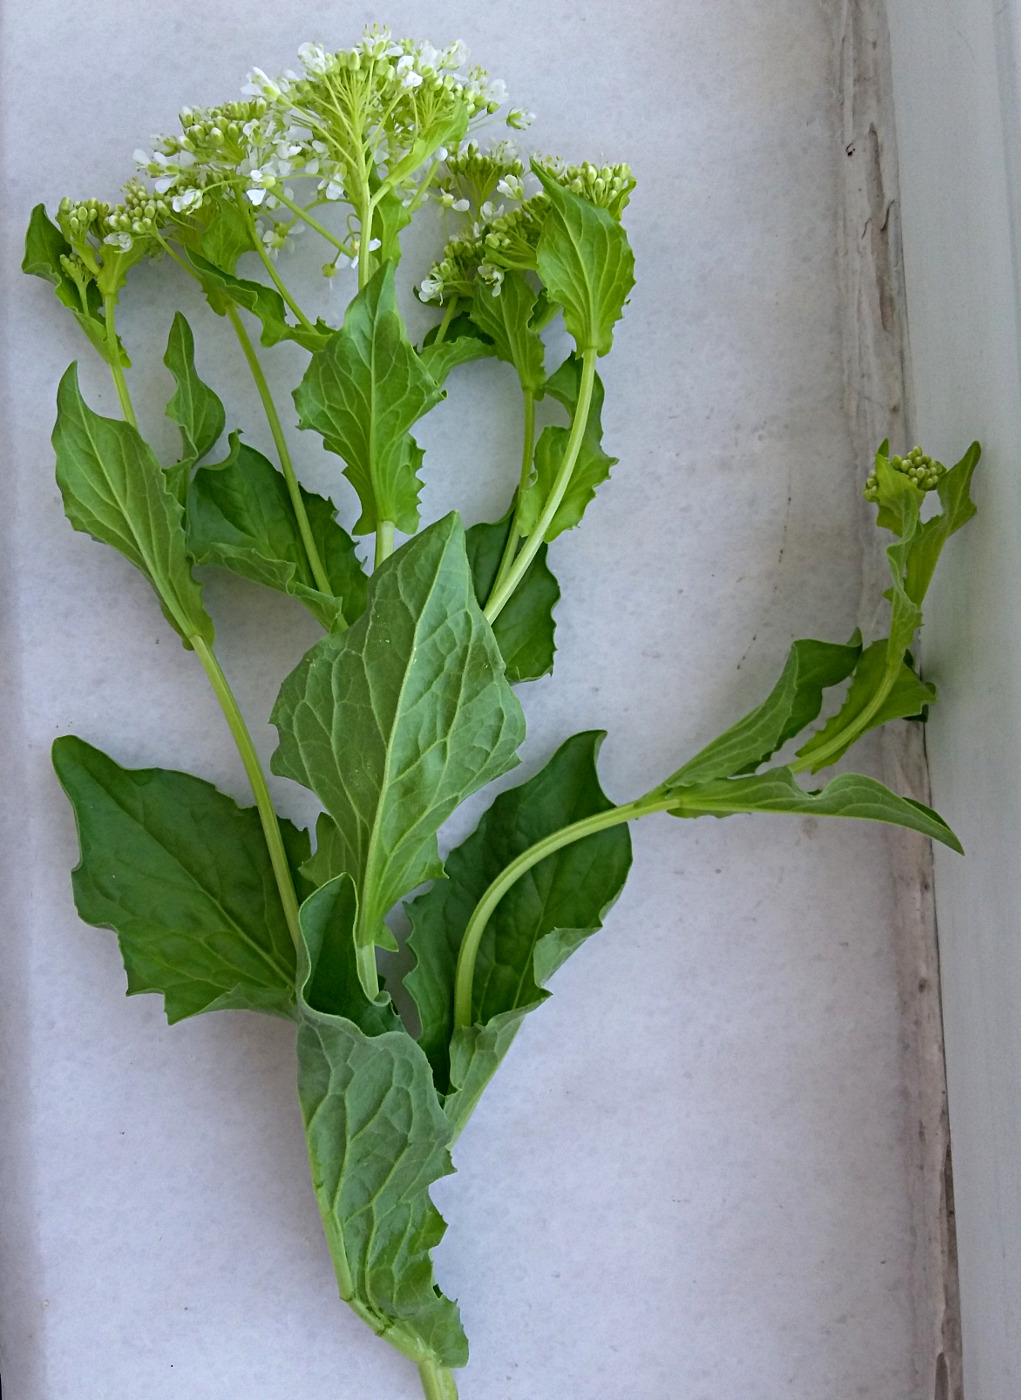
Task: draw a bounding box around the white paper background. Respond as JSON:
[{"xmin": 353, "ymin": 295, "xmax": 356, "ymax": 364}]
[{"xmin": 0, "ymin": 3, "xmax": 925, "ymax": 1397}]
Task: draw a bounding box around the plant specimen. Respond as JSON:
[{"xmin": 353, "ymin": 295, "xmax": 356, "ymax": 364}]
[{"xmin": 23, "ymin": 27, "xmax": 977, "ymax": 1400}]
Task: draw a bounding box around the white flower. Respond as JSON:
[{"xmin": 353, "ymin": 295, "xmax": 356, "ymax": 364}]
[
  {"xmin": 506, "ymin": 108, "xmax": 535, "ymax": 131},
  {"xmin": 419, "ymin": 274, "xmax": 443, "ymax": 301},
  {"xmin": 417, "ymin": 42, "xmax": 440, "ymax": 72},
  {"xmin": 246, "ymin": 187, "xmax": 267, "ymax": 206},
  {"xmin": 103, "ymin": 232, "xmax": 134, "ymax": 251},
  {"xmin": 484, "ymin": 78, "xmax": 509, "ymax": 105},
  {"xmin": 439, "ymin": 191, "xmax": 470, "ymax": 212},
  {"xmin": 297, "ymin": 42, "xmax": 330, "ymax": 74},
  {"xmin": 171, "ymin": 187, "xmax": 203, "ymax": 213},
  {"xmin": 133, "ymin": 148, "xmax": 150, "ymax": 167},
  {"xmin": 444, "ymin": 40, "xmax": 469, "ymax": 69},
  {"xmin": 497, "ymin": 174, "xmax": 524, "ymax": 200},
  {"xmin": 323, "ymin": 179, "xmax": 344, "ymax": 201},
  {"xmin": 436, "ymin": 147, "xmax": 448, "ymax": 162},
  {"xmin": 154, "ymin": 175, "xmax": 176, "ymax": 194},
  {"xmin": 480, "ymin": 201, "xmax": 495, "ymax": 222},
  {"xmin": 241, "ymin": 67, "xmax": 287, "ymax": 101}
]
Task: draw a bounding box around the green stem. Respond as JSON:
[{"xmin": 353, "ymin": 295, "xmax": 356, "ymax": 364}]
[
  {"xmin": 453, "ymin": 793, "xmax": 675, "ymax": 1032},
  {"xmin": 237, "ymin": 196, "xmax": 318, "ymax": 332},
  {"xmin": 224, "ymin": 304, "xmax": 334, "ymax": 598},
  {"xmin": 488, "ymin": 386, "xmax": 536, "ymax": 600},
  {"xmin": 484, "ymin": 348, "xmax": 597, "ymax": 623},
  {"xmin": 268, "ymin": 187, "xmax": 353, "ymax": 255},
  {"xmin": 191, "ymin": 637, "xmax": 302, "ymax": 946},
  {"xmin": 355, "ymin": 940, "xmax": 380, "ymax": 999},
  {"xmin": 432, "ymin": 296, "xmax": 460, "ymax": 347},
  {"xmin": 788, "ymin": 657, "xmax": 900, "ymax": 774},
  {"xmin": 417, "ymin": 1360, "xmax": 459, "ymax": 1400},
  {"xmin": 103, "ymin": 294, "xmax": 137, "ymax": 429},
  {"xmin": 374, "ymin": 519, "xmax": 395, "ymax": 569},
  {"xmin": 358, "ymin": 190, "xmax": 375, "ymax": 289}
]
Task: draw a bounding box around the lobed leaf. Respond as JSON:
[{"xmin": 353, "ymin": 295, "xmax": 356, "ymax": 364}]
[
  {"xmin": 465, "ymin": 513, "xmax": 560, "ymax": 682},
  {"xmin": 188, "ymin": 442, "xmax": 367, "ymax": 631},
  {"xmin": 52, "ymin": 364, "xmax": 214, "ymax": 645},
  {"xmin": 405, "ymin": 732, "xmax": 632, "ymax": 1120},
  {"xmin": 296, "ymin": 876, "xmax": 467, "ymax": 1367},
  {"xmin": 294, "ymin": 262, "xmax": 444, "ymax": 534},
  {"xmin": 189, "ymin": 251, "xmax": 331, "ymax": 354},
  {"xmin": 666, "ymin": 766, "xmax": 962, "ymax": 851},
  {"xmin": 533, "ymin": 165, "xmax": 635, "ymax": 356},
  {"xmin": 517, "ymin": 354, "xmax": 617, "ymax": 541},
  {"xmin": 271, "ymin": 514, "xmax": 525, "ymax": 953},
  {"xmin": 53, "ymin": 736, "xmax": 303, "ymax": 1023},
  {"xmin": 670, "ymin": 635, "xmax": 862, "ymax": 785},
  {"xmin": 418, "ymin": 315, "xmax": 496, "ymax": 387},
  {"xmin": 469, "ymin": 271, "xmax": 545, "ymax": 394}
]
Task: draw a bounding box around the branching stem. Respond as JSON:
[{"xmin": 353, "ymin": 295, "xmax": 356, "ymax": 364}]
[
  {"xmin": 224, "ymin": 303, "xmax": 334, "ymax": 597},
  {"xmin": 103, "ymin": 294, "xmax": 137, "ymax": 428}
]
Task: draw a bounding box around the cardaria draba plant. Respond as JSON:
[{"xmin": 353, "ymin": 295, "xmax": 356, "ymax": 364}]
[{"xmin": 24, "ymin": 26, "xmax": 978, "ymax": 1400}]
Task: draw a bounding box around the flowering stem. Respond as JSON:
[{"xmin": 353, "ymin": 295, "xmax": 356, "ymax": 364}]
[
  {"xmin": 417, "ymin": 1360, "xmax": 459, "ymax": 1400},
  {"xmin": 432, "ymin": 296, "xmax": 460, "ymax": 347},
  {"xmin": 236, "ymin": 196, "xmax": 318, "ymax": 333},
  {"xmin": 452, "ymin": 792, "xmax": 675, "ymax": 1033},
  {"xmin": 191, "ymin": 636, "xmax": 302, "ymax": 948},
  {"xmin": 374, "ymin": 519, "xmax": 395, "ymax": 568},
  {"xmin": 269, "ymin": 187, "xmax": 352, "ymax": 256},
  {"xmin": 484, "ymin": 348, "xmax": 597, "ymax": 623},
  {"xmin": 488, "ymin": 386, "xmax": 536, "ymax": 600},
  {"xmin": 224, "ymin": 304, "xmax": 334, "ymax": 598},
  {"xmin": 103, "ymin": 294, "xmax": 137, "ymax": 429}
]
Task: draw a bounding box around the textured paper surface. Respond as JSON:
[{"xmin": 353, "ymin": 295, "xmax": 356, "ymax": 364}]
[{"xmin": 0, "ymin": 3, "xmax": 923, "ymax": 1397}]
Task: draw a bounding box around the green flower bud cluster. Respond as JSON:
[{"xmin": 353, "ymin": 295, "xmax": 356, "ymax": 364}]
[
  {"xmin": 419, "ymin": 230, "xmax": 487, "ymax": 303},
  {"xmin": 439, "ymin": 140, "xmax": 524, "ymax": 211},
  {"xmin": 104, "ymin": 179, "xmax": 171, "ymax": 244},
  {"xmin": 57, "ymin": 196, "xmax": 111, "ymax": 245},
  {"xmin": 864, "ymin": 446, "xmax": 946, "ymax": 502},
  {"xmin": 535, "ymin": 157, "xmax": 636, "ymax": 220}
]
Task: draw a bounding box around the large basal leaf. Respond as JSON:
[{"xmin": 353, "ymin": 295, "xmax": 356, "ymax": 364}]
[
  {"xmin": 405, "ymin": 732, "xmax": 632, "ymax": 1122},
  {"xmin": 271, "ymin": 514, "xmax": 525, "ymax": 954},
  {"xmin": 188, "ymin": 442, "xmax": 368, "ymax": 631},
  {"xmin": 669, "ymin": 635, "xmax": 862, "ymax": 785},
  {"xmin": 52, "ymin": 364, "xmax": 214, "ymax": 646},
  {"xmin": 293, "ymin": 261, "xmax": 444, "ymax": 534},
  {"xmin": 469, "ymin": 271, "xmax": 545, "ymax": 394},
  {"xmin": 465, "ymin": 513, "xmax": 559, "ymax": 682},
  {"xmin": 296, "ymin": 875, "xmax": 467, "ymax": 1368},
  {"xmin": 162, "ymin": 311, "xmax": 225, "ymax": 499},
  {"xmin": 795, "ymin": 640, "xmax": 936, "ymax": 773},
  {"xmin": 665, "ymin": 766, "xmax": 962, "ymax": 851},
  {"xmin": 189, "ymin": 250, "xmax": 331, "ymax": 354},
  {"xmin": 517, "ymin": 353, "xmax": 617, "ymax": 541},
  {"xmin": 53, "ymin": 735, "xmax": 303, "ymax": 1023},
  {"xmin": 533, "ymin": 165, "xmax": 635, "ymax": 356}
]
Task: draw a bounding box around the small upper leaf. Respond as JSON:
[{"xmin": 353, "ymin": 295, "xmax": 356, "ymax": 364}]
[
  {"xmin": 162, "ymin": 312, "xmax": 226, "ymax": 500},
  {"xmin": 533, "ymin": 165, "xmax": 635, "ymax": 356},
  {"xmin": 294, "ymin": 262, "xmax": 444, "ymax": 534},
  {"xmin": 53, "ymin": 364, "xmax": 214, "ymax": 645},
  {"xmin": 465, "ymin": 513, "xmax": 560, "ymax": 682},
  {"xmin": 418, "ymin": 314, "xmax": 496, "ymax": 387},
  {"xmin": 189, "ymin": 251, "xmax": 331, "ymax": 353},
  {"xmin": 188, "ymin": 443, "xmax": 368, "ymax": 631},
  {"xmin": 22, "ymin": 204, "xmax": 128, "ymax": 366},
  {"xmin": 271, "ymin": 514, "xmax": 525, "ymax": 952},
  {"xmin": 53, "ymin": 736, "xmax": 302, "ymax": 1023},
  {"xmin": 469, "ymin": 271, "xmax": 545, "ymax": 394},
  {"xmin": 669, "ymin": 636, "xmax": 862, "ymax": 785},
  {"xmin": 666, "ymin": 766, "xmax": 962, "ymax": 852}
]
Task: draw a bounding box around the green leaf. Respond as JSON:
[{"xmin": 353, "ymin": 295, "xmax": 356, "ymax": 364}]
[
  {"xmin": 271, "ymin": 514, "xmax": 525, "ymax": 954},
  {"xmin": 795, "ymin": 640, "xmax": 936, "ymax": 772},
  {"xmin": 465, "ymin": 513, "xmax": 559, "ymax": 682},
  {"xmin": 405, "ymin": 732, "xmax": 632, "ymax": 1119},
  {"xmin": 294, "ymin": 262, "xmax": 444, "ymax": 534},
  {"xmin": 52, "ymin": 735, "xmax": 302, "ymax": 1023},
  {"xmin": 469, "ymin": 271, "xmax": 545, "ymax": 393},
  {"xmin": 418, "ymin": 315, "xmax": 495, "ymax": 387},
  {"xmin": 22, "ymin": 204, "xmax": 128, "ymax": 367},
  {"xmin": 517, "ymin": 354, "xmax": 617, "ymax": 541},
  {"xmin": 188, "ymin": 443, "xmax": 368, "ymax": 631},
  {"xmin": 373, "ymin": 187, "xmax": 414, "ymax": 264},
  {"xmin": 52, "ymin": 364, "xmax": 214, "ymax": 645},
  {"xmin": 162, "ymin": 312, "xmax": 226, "ymax": 500},
  {"xmin": 297, "ymin": 913, "xmax": 468, "ymax": 1367},
  {"xmin": 197, "ymin": 199, "xmax": 252, "ymax": 275},
  {"xmin": 902, "ymin": 443, "xmax": 980, "ymax": 603},
  {"xmin": 666, "ymin": 766, "xmax": 962, "ymax": 852},
  {"xmin": 670, "ymin": 635, "xmax": 862, "ymax": 784},
  {"xmin": 189, "ymin": 251, "xmax": 331, "ymax": 354},
  {"xmin": 532, "ymin": 164, "xmax": 635, "ymax": 356}
]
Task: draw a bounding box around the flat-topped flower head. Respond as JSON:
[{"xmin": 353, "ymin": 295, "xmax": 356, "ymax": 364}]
[
  {"xmin": 437, "ymin": 139, "xmax": 525, "ymax": 215},
  {"xmin": 864, "ymin": 445, "xmax": 947, "ymax": 502}
]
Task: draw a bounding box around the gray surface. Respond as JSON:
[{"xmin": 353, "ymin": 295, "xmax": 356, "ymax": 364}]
[
  {"xmin": 0, "ymin": 4, "xmax": 923, "ymax": 1397},
  {"xmin": 886, "ymin": 0, "xmax": 1021, "ymax": 1394}
]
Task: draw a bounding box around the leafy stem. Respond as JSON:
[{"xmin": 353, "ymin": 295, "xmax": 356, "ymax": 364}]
[
  {"xmin": 417, "ymin": 1360, "xmax": 460, "ymax": 1400},
  {"xmin": 788, "ymin": 656, "xmax": 898, "ymax": 774},
  {"xmin": 224, "ymin": 303, "xmax": 334, "ymax": 596},
  {"xmin": 268, "ymin": 187, "xmax": 352, "ymax": 255},
  {"xmin": 236, "ymin": 194, "xmax": 318, "ymax": 333},
  {"xmin": 484, "ymin": 348, "xmax": 597, "ymax": 622},
  {"xmin": 452, "ymin": 792, "xmax": 674, "ymax": 1032},
  {"xmin": 374, "ymin": 519, "xmax": 396, "ymax": 567},
  {"xmin": 190, "ymin": 636, "xmax": 302, "ymax": 947},
  {"xmin": 489, "ymin": 386, "xmax": 536, "ymax": 598},
  {"xmin": 103, "ymin": 293, "xmax": 136, "ymax": 427}
]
